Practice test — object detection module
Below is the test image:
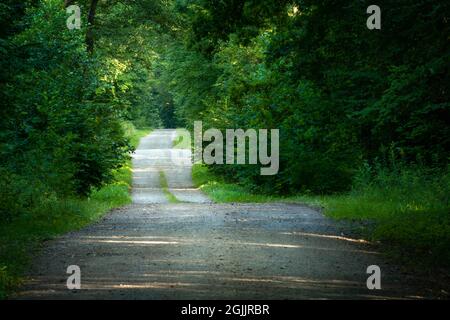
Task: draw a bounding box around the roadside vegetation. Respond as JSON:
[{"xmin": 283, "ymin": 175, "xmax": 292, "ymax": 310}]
[
  {"xmin": 1, "ymin": 0, "xmax": 448, "ymax": 298},
  {"xmin": 0, "ymin": 124, "xmax": 150, "ymax": 299},
  {"xmin": 0, "ymin": 1, "xmax": 161, "ymax": 299},
  {"xmin": 162, "ymin": 1, "xmax": 449, "ymax": 271},
  {"xmin": 172, "ymin": 129, "xmax": 192, "ymax": 150},
  {"xmin": 159, "ymin": 171, "xmax": 181, "ymax": 203},
  {"xmin": 193, "ymin": 165, "xmax": 278, "ymax": 203},
  {"xmin": 193, "ymin": 163, "xmax": 450, "ymax": 268}
]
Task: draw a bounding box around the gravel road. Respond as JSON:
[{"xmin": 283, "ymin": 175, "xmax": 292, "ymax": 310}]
[{"xmin": 14, "ymin": 130, "xmax": 437, "ymax": 299}]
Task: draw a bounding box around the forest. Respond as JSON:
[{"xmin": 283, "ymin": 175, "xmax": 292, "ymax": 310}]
[{"xmin": 0, "ymin": 0, "xmax": 449, "ymax": 298}]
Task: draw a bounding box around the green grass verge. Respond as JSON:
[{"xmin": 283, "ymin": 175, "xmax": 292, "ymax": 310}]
[
  {"xmin": 192, "ymin": 164, "xmax": 279, "ymax": 203},
  {"xmin": 159, "ymin": 171, "xmax": 181, "ymax": 203},
  {"xmin": 0, "ymin": 124, "xmax": 151, "ymax": 299},
  {"xmin": 192, "ymin": 164, "xmax": 450, "ymax": 268},
  {"xmin": 172, "ymin": 128, "xmax": 191, "ymax": 149}
]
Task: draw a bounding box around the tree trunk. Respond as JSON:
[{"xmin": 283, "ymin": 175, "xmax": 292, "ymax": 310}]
[
  {"xmin": 64, "ymin": 0, "xmax": 75, "ymax": 7},
  {"xmin": 86, "ymin": 0, "xmax": 98, "ymax": 54}
]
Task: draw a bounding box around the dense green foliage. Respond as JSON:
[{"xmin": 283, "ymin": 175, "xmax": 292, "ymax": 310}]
[
  {"xmin": 325, "ymin": 165, "xmax": 450, "ymax": 265},
  {"xmin": 0, "ymin": 125, "xmax": 150, "ymax": 299},
  {"xmin": 0, "ymin": 0, "xmax": 168, "ymax": 222},
  {"xmin": 175, "ymin": 1, "xmax": 450, "ymax": 267},
  {"xmin": 0, "ymin": 0, "xmax": 161, "ymax": 298},
  {"xmin": 5, "ymin": 1, "xmax": 442, "ymax": 198},
  {"xmin": 0, "ymin": 0, "xmax": 449, "ymax": 297},
  {"xmin": 156, "ymin": 0, "xmax": 449, "ymax": 194},
  {"xmin": 0, "ymin": 0, "xmax": 124, "ymax": 222}
]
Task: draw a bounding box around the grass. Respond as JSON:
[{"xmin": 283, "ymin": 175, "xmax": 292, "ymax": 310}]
[
  {"xmin": 0, "ymin": 123, "xmax": 151, "ymax": 299},
  {"xmin": 193, "ymin": 163, "xmax": 450, "ymax": 268},
  {"xmin": 172, "ymin": 128, "xmax": 191, "ymax": 149},
  {"xmin": 159, "ymin": 171, "xmax": 181, "ymax": 203},
  {"xmin": 192, "ymin": 164, "xmax": 279, "ymax": 203}
]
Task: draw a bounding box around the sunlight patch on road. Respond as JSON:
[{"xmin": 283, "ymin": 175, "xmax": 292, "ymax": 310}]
[
  {"xmin": 86, "ymin": 240, "xmax": 180, "ymax": 245},
  {"xmin": 281, "ymin": 232, "xmax": 370, "ymax": 244}
]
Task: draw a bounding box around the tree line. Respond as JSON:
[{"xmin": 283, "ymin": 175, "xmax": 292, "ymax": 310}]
[
  {"xmin": 154, "ymin": 0, "xmax": 449, "ymax": 194},
  {"xmin": 0, "ymin": 0, "xmax": 448, "ymax": 222},
  {"xmin": 0, "ymin": 0, "xmax": 167, "ymax": 221}
]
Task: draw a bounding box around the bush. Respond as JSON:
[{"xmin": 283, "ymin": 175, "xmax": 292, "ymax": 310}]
[
  {"xmin": 326, "ymin": 164, "xmax": 450, "ymax": 266},
  {"xmin": 0, "ymin": 0, "xmax": 133, "ymax": 202},
  {"xmin": 154, "ymin": 0, "xmax": 449, "ymax": 195}
]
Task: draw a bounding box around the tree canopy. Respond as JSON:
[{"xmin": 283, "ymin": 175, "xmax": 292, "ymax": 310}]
[{"xmin": 0, "ymin": 0, "xmax": 448, "ymax": 213}]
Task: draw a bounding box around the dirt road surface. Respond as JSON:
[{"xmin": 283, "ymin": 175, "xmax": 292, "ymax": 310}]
[{"xmin": 14, "ymin": 130, "xmax": 436, "ymax": 299}]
